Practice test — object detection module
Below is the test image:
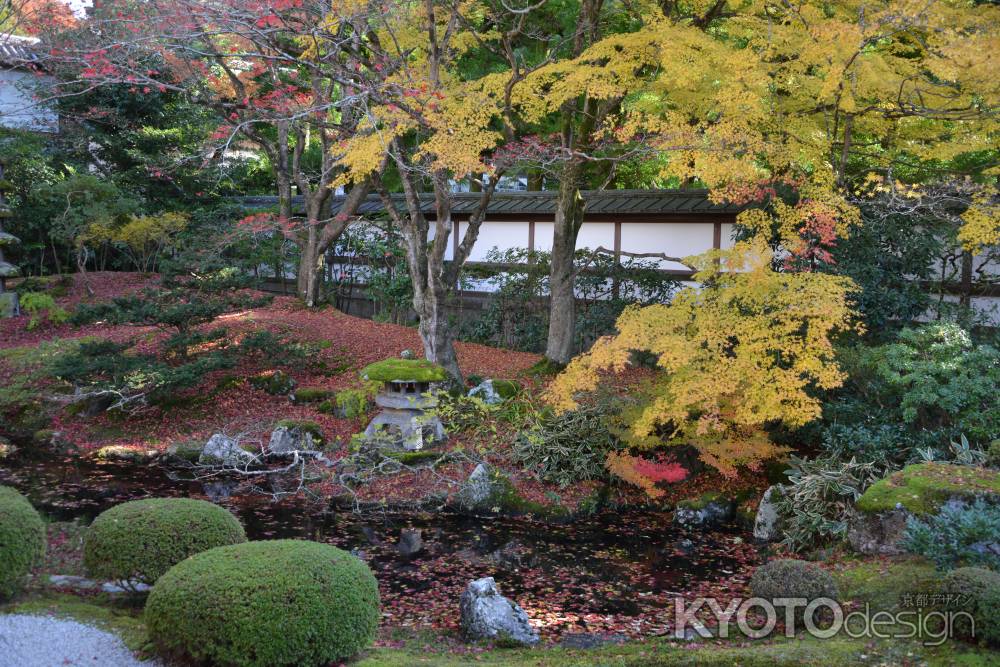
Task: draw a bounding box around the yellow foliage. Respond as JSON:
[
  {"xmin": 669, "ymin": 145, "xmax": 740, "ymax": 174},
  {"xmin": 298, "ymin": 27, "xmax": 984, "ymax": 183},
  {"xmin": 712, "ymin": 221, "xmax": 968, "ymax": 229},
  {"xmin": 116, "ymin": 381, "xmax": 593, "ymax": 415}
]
[
  {"xmin": 81, "ymin": 212, "xmax": 189, "ymax": 272},
  {"xmin": 958, "ymin": 194, "xmax": 1000, "ymax": 253},
  {"xmin": 546, "ymin": 241, "xmax": 861, "ymax": 477}
]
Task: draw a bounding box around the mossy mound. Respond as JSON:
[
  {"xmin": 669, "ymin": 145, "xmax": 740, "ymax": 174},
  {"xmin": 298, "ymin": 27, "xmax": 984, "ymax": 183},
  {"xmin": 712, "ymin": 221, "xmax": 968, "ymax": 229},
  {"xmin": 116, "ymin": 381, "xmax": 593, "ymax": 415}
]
[
  {"xmin": 249, "ymin": 370, "xmax": 296, "ymax": 395},
  {"xmin": 360, "ymin": 358, "xmax": 448, "ymax": 383},
  {"xmin": 856, "ymin": 463, "xmax": 1000, "ymax": 515},
  {"xmin": 291, "ymin": 387, "xmax": 334, "ymax": 404},
  {"xmin": 84, "ymin": 498, "xmax": 246, "ymax": 587},
  {"xmin": 941, "ymin": 567, "xmax": 1000, "ymax": 646},
  {"xmin": 492, "ymin": 379, "xmax": 521, "ymax": 399},
  {"xmin": 145, "ymin": 540, "xmax": 380, "ymax": 666},
  {"xmin": 0, "ymin": 486, "xmax": 46, "ymax": 598}
]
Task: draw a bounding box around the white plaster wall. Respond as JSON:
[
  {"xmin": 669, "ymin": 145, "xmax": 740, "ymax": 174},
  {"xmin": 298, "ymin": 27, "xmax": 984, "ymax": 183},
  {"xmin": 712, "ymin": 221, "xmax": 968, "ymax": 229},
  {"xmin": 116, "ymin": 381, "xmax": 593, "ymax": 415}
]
[
  {"xmin": 574, "ymin": 222, "xmax": 616, "ymax": 253},
  {"xmin": 620, "ymin": 222, "xmax": 715, "ymax": 270},
  {"xmin": 0, "ymin": 70, "xmax": 57, "ymax": 132},
  {"xmin": 454, "ymin": 220, "xmax": 530, "ymax": 261}
]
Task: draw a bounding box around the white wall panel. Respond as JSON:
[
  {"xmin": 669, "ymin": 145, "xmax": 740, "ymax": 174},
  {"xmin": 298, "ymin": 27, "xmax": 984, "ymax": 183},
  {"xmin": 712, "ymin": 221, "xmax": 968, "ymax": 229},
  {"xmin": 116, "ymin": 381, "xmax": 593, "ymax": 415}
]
[{"xmin": 620, "ymin": 222, "xmax": 714, "ymax": 270}]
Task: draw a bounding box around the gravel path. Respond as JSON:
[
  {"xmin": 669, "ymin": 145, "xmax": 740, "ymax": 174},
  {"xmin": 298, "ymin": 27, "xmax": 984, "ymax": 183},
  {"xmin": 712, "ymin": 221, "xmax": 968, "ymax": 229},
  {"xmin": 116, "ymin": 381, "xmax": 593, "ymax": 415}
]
[{"xmin": 0, "ymin": 614, "xmax": 161, "ymax": 667}]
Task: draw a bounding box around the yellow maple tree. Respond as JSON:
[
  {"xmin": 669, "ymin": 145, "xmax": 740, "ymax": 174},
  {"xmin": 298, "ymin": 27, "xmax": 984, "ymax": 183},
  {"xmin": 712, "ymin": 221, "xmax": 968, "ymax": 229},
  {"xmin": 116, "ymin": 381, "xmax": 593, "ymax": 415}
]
[{"xmin": 546, "ymin": 240, "xmax": 862, "ymax": 478}]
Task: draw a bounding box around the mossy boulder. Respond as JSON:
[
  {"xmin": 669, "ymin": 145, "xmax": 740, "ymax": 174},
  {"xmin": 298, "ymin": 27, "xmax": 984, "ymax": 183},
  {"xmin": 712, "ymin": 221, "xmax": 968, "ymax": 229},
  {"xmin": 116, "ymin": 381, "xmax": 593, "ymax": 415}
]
[
  {"xmin": 0, "ymin": 486, "xmax": 46, "ymax": 598},
  {"xmin": 856, "ymin": 463, "xmax": 1000, "ymax": 516},
  {"xmin": 492, "ymin": 379, "xmax": 521, "ymax": 399},
  {"xmin": 360, "ymin": 358, "xmax": 448, "ymax": 383},
  {"xmin": 674, "ymin": 491, "xmax": 737, "ymax": 528},
  {"xmin": 164, "ymin": 440, "xmax": 203, "ymax": 463},
  {"xmin": 84, "ymin": 498, "xmax": 246, "ymax": 588},
  {"xmin": 750, "ymin": 559, "xmax": 838, "ymax": 621},
  {"xmin": 145, "ymin": 540, "xmax": 380, "ymax": 666},
  {"xmin": 94, "ymin": 445, "xmax": 159, "ymax": 464}
]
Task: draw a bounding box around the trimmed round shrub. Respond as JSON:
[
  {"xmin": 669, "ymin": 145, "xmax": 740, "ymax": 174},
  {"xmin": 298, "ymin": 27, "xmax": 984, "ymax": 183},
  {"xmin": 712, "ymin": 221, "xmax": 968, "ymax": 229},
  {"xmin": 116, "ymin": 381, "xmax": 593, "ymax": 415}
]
[
  {"xmin": 0, "ymin": 486, "xmax": 46, "ymax": 598},
  {"xmin": 750, "ymin": 559, "xmax": 839, "ymax": 621},
  {"xmin": 941, "ymin": 567, "xmax": 1000, "ymax": 646},
  {"xmin": 145, "ymin": 540, "xmax": 380, "ymax": 666},
  {"xmin": 84, "ymin": 497, "xmax": 246, "ymax": 587}
]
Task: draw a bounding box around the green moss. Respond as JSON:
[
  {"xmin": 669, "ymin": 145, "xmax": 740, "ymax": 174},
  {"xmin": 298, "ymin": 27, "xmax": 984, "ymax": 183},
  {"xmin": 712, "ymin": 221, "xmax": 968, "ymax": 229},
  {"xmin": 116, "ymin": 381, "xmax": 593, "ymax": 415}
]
[
  {"xmin": 385, "ymin": 450, "xmax": 445, "ymax": 466},
  {"xmin": 145, "ymin": 540, "xmax": 380, "ymax": 666},
  {"xmin": 857, "ymin": 463, "xmax": 1000, "ymax": 515},
  {"xmin": 0, "ymin": 486, "xmax": 46, "ymax": 598},
  {"xmin": 492, "ymin": 379, "xmax": 521, "ymax": 399},
  {"xmin": 335, "ymin": 389, "xmax": 370, "ymax": 419},
  {"xmin": 275, "ymin": 419, "xmax": 326, "ymax": 447},
  {"xmin": 84, "ymin": 498, "xmax": 246, "ymax": 588},
  {"xmin": 834, "ymin": 559, "xmax": 938, "ymax": 613},
  {"xmin": 360, "ymin": 358, "xmax": 448, "ymax": 383},
  {"xmin": 291, "ymin": 387, "xmax": 333, "ymax": 404},
  {"xmin": 3, "ymin": 595, "xmax": 151, "ymax": 653},
  {"xmin": 213, "ymin": 374, "xmax": 244, "ymax": 391},
  {"xmin": 94, "ymin": 446, "xmax": 158, "ymax": 464},
  {"xmin": 676, "ymin": 491, "xmax": 728, "ymax": 511},
  {"xmin": 527, "ymin": 358, "xmax": 565, "ymax": 376}
]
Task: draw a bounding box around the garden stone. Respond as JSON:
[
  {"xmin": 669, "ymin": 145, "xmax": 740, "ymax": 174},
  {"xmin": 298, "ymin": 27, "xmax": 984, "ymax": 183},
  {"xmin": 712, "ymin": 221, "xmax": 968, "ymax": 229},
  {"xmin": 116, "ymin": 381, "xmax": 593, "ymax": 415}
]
[
  {"xmin": 201, "ymin": 480, "xmax": 238, "ymax": 502},
  {"xmin": 673, "ymin": 494, "xmax": 735, "ymax": 529},
  {"xmin": 72, "ymin": 392, "xmax": 115, "ymax": 417},
  {"xmin": 459, "ymin": 576, "xmax": 539, "ymax": 645},
  {"xmin": 398, "ymin": 528, "xmax": 424, "ymax": 559},
  {"xmin": 0, "ymin": 291, "xmax": 18, "ymax": 317},
  {"xmin": 458, "ymin": 463, "xmax": 503, "ymax": 511},
  {"xmin": 199, "ymin": 433, "xmax": 254, "ymax": 467},
  {"xmin": 753, "ymin": 485, "xmax": 784, "ymax": 542},
  {"xmin": 267, "ymin": 425, "xmax": 315, "ymax": 455},
  {"xmin": 847, "ymin": 508, "xmax": 910, "ymax": 555},
  {"xmin": 469, "ymin": 379, "xmax": 502, "ymax": 405}
]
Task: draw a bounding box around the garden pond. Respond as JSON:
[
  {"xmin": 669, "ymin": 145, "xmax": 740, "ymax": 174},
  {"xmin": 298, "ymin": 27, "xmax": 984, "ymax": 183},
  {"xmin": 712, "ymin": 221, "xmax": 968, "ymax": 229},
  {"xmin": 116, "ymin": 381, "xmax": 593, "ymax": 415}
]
[{"xmin": 0, "ymin": 448, "xmax": 759, "ymax": 639}]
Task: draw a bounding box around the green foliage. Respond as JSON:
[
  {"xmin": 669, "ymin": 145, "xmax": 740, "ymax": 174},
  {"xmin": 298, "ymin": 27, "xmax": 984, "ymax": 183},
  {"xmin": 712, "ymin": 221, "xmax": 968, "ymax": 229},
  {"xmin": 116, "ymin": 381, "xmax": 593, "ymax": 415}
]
[
  {"xmin": 940, "ymin": 567, "xmax": 1000, "ymax": 647},
  {"xmin": 774, "ymin": 456, "xmax": 883, "ymax": 553},
  {"xmin": 360, "ymin": 358, "xmax": 448, "ymax": 383},
  {"xmin": 145, "ymin": 540, "xmax": 380, "ymax": 666},
  {"xmin": 249, "ymin": 370, "xmax": 297, "ymax": 395},
  {"xmin": 83, "ymin": 498, "xmax": 246, "ymax": 588},
  {"xmin": 0, "ymin": 486, "xmax": 46, "ymax": 599},
  {"xmin": 460, "ymin": 247, "xmax": 679, "ymax": 354},
  {"xmin": 988, "ymin": 441, "xmax": 1000, "ymax": 469},
  {"xmin": 492, "ymin": 379, "xmax": 521, "ymax": 399},
  {"xmin": 19, "ymin": 292, "xmax": 70, "ymax": 330},
  {"xmin": 857, "ymin": 463, "xmax": 1000, "ymax": 516},
  {"xmin": 334, "ymin": 388, "xmax": 372, "ymax": 419},
  {"xmin": 291, "ymin": 387, "xmax": 333, "ymax": 404},
  {"xmin": 750, "ymin": 559, "xmax": 839, "ymax": 618},
  {"xmin": 823, "ymin": 325, "xmax": 1000, "ymax": 465},
  {"xmin": 903, "ymin": 499, "xmax": 1000, "ymax": 571},
  {"xmin": 512, "ymin": 399, "xmax": 620, "ymax": 488}
]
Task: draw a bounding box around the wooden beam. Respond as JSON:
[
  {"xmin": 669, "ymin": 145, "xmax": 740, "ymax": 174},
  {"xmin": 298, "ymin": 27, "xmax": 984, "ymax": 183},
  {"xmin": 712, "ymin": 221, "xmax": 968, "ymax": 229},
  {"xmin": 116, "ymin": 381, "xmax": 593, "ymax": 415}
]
[{"xmin": 713, "ymin": 221, "xmax": 722, "ymax": 249}]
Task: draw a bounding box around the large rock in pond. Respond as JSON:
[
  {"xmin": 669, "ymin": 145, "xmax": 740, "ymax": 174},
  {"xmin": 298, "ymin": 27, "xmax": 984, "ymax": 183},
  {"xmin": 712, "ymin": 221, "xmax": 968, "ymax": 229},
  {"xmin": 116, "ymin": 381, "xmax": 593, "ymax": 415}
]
[
  {"xmin": 673, "ymin": 492, "xmax": 735, "ymax": 529},
  {"xmin": 457, "ymin": 463, "xmax": 509, "ymax": 512},
  {"xmin": 753, "ymin": 485, "xmax": 784, "ymax": 542},
  {"xmin": 200, "ymin": 433, "xmax": 254, "ymax": 467},
  {"xmin": 460, "ymin": 577, "xmax": 539, "ymax": 645}
]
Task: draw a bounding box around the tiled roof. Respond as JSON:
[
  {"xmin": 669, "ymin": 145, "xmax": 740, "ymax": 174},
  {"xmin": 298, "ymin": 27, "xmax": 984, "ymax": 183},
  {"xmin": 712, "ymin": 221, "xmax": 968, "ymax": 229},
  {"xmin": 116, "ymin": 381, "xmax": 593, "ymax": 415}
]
[
  {"xmin": 0, "ymin": 35, "xmax": 41, "ymax": 68},
  {"xmin": 237, "ymin": 189, "xmax": 744, "ymax": 217}
]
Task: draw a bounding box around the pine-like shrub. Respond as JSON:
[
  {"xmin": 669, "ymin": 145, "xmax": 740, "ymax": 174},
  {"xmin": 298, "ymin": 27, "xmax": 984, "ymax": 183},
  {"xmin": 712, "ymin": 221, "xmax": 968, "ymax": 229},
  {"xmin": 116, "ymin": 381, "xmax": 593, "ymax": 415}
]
[
  {"xmin": 0, "ymin": 486, "xmax": 46, "ymax": 598},
  {"xmin": 941, "ymin": 567, "xmax": 1000, "ymax": 646},
  {"xmin": 84, "ymin": 498, "xmax": 246, "ymax": 588},
  {"xmin": 145, "ymin": 540, "xmax": 380, "ymax": 666}
]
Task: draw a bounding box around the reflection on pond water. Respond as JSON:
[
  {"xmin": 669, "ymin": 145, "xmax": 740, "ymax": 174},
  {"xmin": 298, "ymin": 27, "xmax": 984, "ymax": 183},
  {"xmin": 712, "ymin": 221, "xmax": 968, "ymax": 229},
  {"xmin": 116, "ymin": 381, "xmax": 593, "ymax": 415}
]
[{"xmin": 0, "ymin": 449, "xmax": 758, "ymax": 638}]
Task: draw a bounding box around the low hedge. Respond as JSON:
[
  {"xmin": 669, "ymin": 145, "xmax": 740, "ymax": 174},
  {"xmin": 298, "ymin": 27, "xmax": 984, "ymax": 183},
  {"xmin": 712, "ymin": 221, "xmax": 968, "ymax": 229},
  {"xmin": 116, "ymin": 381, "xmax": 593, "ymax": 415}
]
[
  {"xmin": 0, "ymin": 486, "xmax": 46, "ymax": 598},
  {"xmin": 84, "ymin": 498, "xmax": 246, "ymax": 587},
  {"xmin": 146, "ymin": 539, "xmax": 380, "ymax": 666}
]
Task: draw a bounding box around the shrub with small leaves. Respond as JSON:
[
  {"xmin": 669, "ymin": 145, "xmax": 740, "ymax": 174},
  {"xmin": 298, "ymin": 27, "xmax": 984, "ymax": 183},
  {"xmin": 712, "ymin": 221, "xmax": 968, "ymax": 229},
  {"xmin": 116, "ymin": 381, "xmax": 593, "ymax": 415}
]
[
  {"xmin": 0, "ymin": 486, "xmax": 45, "ymax": 599},
  {"xmin": 903, "ymin": 498, "xmax": 1000, "ymax": 571},
  {"xmin": 145, "ymin": 540, "xmax": 380, "ymax": 666},
  {"xmin": 940, "ymin": 567, "xmax": 1000, "ymax": 646},
  {"xmin": 84, "ymin": 498, "xmax": 246, "ymax": 588},
  {"xmin": 19, "ymin": 292, "xmax": 69, "ymax": 330},
  {"xmin": 750, "ymin": 559, "xmax": 838, "ymax": 621}
]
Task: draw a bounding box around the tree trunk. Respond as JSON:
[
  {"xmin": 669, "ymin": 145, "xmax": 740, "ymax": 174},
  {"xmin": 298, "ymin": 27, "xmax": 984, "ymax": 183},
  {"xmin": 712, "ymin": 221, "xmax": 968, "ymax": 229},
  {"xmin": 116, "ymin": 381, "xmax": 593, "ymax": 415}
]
[
  {"xmin": 417, "ymin": 284, "xmax": 461, "ymax": 381},
  {"xmin": 296, "ymin": 225, "xmax": 324, "ymax": 307},
  {"xmin": 546, "ymin": 174, "xmax": 586, "ymax": 364},
  {"xmin": 959, "ymin": 250, "xmax": 973, "ymax": 309}
]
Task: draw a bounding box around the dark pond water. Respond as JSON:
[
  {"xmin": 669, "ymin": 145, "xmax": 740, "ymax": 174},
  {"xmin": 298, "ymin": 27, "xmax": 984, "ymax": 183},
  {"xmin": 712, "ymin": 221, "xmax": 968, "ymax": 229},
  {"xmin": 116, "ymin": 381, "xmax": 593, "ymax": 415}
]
[{"xmin": 0, "ymin": 449, "xmax": 759, "ymax": 638}]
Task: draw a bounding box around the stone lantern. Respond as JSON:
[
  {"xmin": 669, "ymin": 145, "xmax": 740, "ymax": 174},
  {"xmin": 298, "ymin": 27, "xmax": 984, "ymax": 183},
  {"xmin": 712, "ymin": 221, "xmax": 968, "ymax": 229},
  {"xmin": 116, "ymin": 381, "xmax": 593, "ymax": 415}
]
[{"xmin": 360, "ymin": 358, "xmax": 448, "ymax": 451}]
